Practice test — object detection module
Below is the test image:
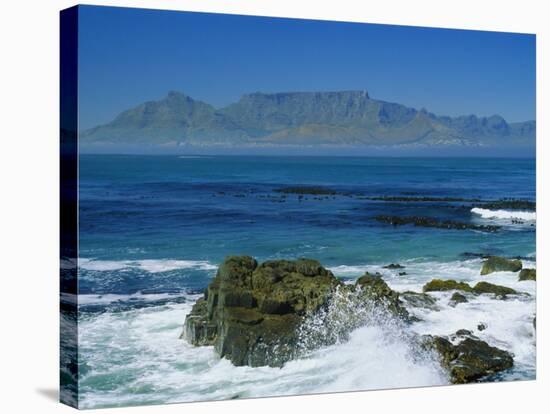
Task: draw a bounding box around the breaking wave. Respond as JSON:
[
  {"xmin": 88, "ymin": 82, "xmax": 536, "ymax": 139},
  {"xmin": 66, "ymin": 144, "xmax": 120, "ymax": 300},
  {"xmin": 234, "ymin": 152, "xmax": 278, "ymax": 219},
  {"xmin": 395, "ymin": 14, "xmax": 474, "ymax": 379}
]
[
  {"xmin": 75, "ymin": 257, "xmax": 536, "ymax": 408},
  {"xmin": 77, "ymin": 288, "xmax": 447, "ymax": 408},
  {"xmin": 471, "ymin": 207, "xmax": 536, "ymax": 222}
]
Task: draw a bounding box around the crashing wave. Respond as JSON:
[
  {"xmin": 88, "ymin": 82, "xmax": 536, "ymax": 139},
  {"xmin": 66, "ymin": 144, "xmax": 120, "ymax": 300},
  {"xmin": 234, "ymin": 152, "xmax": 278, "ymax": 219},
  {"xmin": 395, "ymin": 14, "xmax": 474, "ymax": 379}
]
[{"xmin": 471, "ymin": 207, "xmax": 536, "ymax": 222}]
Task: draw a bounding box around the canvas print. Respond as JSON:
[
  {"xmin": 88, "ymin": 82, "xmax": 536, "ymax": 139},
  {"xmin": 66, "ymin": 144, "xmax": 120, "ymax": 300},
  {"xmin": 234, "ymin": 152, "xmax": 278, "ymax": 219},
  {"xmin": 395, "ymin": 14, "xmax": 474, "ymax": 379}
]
[{"xmin": 60, "ymin": 5, "xmax": 536, "ymax": 409}]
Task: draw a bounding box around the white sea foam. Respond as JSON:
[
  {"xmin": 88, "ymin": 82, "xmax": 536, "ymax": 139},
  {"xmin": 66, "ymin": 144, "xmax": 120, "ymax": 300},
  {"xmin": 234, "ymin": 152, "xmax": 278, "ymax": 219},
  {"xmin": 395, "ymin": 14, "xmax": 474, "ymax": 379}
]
[
  {"xmin": 328, "ymin": 264, "xmax": 377, "ymax": 276},
  {"xmin": 78, "ymin": 292, "xmax": 447, "ymax": 408},
  {"xmin": 407, "ymin": 284, "xmax": 536, "ymax": 375},
  {"xmin": 328, "ymin": 257, "xmax": 536, "ymax": 379},
  {"xmin": 471, "ymin": 207, "xmax": 536, "ymax": 222},
  {"xmin": 77, "ymin": 258, "xmax": 536, "ymax": 408},
  {"xmin": 382, "ymin": 259, "xmax": 536, "ymax": 381},
  {"xmin": 77, "ymin": 292, "xmax": 185, "ymax": 306},
  {"xmin": 78, "ymin": 258, "xmax": 217, "ymax": 273},
  {"xmin": 78, "ymin": 259, "xmax": 129, "ymax": 271}
]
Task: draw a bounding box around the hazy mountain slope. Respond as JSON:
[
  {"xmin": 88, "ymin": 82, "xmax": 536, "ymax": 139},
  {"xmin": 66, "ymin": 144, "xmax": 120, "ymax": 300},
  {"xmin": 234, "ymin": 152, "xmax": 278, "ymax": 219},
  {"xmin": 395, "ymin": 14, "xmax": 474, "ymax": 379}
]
[
  {"xmin": 81, "ymin": 90, "xmax": 535, "ymax": 148},
  {"xmin": 81, "ymin": 91, "xmax": 248, "ymax": 144}
]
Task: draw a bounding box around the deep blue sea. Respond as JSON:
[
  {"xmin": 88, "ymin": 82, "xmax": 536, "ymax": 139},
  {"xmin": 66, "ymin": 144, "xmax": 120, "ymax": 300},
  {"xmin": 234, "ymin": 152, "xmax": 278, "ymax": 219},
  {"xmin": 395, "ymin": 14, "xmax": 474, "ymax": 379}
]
[{"xmin": 74, "ymin": 155, "xmax": 536, "ymax": 408}]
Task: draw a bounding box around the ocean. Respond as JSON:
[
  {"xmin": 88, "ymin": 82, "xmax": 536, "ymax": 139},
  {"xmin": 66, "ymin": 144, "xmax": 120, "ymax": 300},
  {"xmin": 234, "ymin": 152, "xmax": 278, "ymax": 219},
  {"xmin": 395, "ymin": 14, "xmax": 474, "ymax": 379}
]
[{"xmin": 72, "ymin": 155, "xmax": 536, "ymax": 408}]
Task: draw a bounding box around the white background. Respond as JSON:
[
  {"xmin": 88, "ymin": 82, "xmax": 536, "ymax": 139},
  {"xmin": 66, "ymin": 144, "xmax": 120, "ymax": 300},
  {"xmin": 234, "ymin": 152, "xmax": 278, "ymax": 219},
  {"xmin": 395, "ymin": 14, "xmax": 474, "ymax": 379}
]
[{"xmin": 0, "ymin": 0, "xmax": 548, "ymax": 412}]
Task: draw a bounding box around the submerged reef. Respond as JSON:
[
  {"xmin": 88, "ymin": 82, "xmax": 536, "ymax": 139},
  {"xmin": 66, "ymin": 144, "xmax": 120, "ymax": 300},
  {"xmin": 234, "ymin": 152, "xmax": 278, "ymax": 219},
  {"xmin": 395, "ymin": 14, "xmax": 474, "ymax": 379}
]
[
  {"xmin": 374, "ymin": 215, "xmax": 501, "ymax": 232},
  {"xmin": 475, "ymin": 199, "xmax": 536, "ymax": 211}
]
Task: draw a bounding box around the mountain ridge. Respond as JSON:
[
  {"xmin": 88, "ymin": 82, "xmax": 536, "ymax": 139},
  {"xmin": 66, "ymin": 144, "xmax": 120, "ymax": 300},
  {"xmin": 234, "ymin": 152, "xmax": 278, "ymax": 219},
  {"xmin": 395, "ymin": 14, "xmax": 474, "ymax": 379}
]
[{"xmin": 81, "ymin": 90, "xmax": 535, "ymax": 149}]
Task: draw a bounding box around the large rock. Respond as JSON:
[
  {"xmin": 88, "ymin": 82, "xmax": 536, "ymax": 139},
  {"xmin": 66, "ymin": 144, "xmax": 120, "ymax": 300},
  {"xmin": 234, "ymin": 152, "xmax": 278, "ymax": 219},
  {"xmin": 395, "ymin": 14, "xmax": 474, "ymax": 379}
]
[
  {"xmin": 183, "ymin": 257, "xmax": 412, "ymax": 367},
  {"xmin": 471, "ymin": 281, "xmax": 518, "ymax": 297},
  {"xmin": 400, "ymin": 291, "xmax": 439, "ymax": 311},
  {"xmin": 518, "ymin": 268, "xmax": 536, "ymax": 281},
  {"xmin": 449, "ymin": 292, "xmax": 468, "ymax": 307},
  {"xmin": 480, "ymin": 256, "xmax": 522, "ymax": 275},
  {"xmin": 183, "ymin": 256, "xmax": 341, "ymax": 367},
  {"xmin": 423, "ymin": 279, "xmax": 473, "ymax": 293},
  {"xmin": 421, "ymin": 330, "xmax": 514, "ymax": 384}
]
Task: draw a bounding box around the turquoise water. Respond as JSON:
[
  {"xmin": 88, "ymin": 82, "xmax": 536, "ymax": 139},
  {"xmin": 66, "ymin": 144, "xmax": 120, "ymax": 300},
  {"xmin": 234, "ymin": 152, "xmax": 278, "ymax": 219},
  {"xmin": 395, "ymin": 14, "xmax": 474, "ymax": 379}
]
[{"xmin": 74, "ymin": 155, "xmax": 536, "ymax": 408}]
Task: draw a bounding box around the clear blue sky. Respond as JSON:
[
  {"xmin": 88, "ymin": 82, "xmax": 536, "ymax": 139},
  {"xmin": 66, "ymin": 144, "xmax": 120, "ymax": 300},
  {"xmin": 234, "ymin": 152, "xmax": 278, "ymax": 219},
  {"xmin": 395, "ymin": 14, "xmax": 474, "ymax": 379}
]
[{"xmin": 77, "ymin": 5, "xmax": 536, "ymax": 129}]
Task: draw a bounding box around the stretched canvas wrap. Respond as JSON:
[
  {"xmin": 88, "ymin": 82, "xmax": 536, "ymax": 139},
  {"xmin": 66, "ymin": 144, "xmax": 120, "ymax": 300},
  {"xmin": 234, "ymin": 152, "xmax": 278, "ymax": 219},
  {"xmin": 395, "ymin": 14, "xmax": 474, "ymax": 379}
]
[{"xmin": 60, "ymin": 4, "xmax": 536, "ymax": 409}]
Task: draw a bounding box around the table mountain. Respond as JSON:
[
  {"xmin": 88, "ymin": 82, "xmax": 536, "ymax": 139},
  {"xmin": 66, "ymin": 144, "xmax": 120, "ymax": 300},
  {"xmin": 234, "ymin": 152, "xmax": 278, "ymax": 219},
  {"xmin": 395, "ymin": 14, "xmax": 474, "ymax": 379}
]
[{"xmin": 81, "ymin": 90, "xmax": 535, "ymax": 148}]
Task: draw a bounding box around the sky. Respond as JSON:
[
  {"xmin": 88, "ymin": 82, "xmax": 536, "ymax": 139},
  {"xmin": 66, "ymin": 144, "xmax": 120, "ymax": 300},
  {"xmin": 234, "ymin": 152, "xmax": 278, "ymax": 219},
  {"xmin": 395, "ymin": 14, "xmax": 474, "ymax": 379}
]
[{"xmin": 77, "ymin": 5, "xmax": 536, "ymax": 130}]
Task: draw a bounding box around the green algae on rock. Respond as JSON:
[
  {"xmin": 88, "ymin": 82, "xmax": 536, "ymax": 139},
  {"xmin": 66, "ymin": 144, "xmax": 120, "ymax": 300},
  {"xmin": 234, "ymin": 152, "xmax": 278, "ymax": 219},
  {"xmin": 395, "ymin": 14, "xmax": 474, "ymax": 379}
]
[
  {"xmin": 422, "ymin": 279, "xmax": 524, "ymax": 299},
  {"xmin": 421, "ymin": 330, "xmax": 514, "ymax": 384},
  {"xmin": 423, "ymin": 279, "xmax": 473, "ymax": 293},
  {"xmin": 183, "ymin": 256, "xmax": 340, "ymax": 367},
  {"xmin": 183, "ymin": 257, "xmax": 412, "ymax": 368},
  {"xmin": 480, "ymin": 256, "xmax": 522, "ymax": 275},
  {"xmin": 183, "ymin": 257, "xmax": 523, "ymax": 377},
  {"xmin": 518, "ymin": 268, "xmax": 536, "ymax": 281},
  {"xmin": 471, "ymin": 281, "xmax": 518, "ymax": 297}
]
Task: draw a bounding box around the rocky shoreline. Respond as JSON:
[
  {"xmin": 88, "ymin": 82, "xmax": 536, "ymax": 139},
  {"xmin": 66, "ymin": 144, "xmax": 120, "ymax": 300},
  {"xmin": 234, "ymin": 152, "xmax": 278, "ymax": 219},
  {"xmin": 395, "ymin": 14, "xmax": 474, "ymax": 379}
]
[{"xmin": 182, "ymin": 255, "xmax": 533, "ymax": 384}]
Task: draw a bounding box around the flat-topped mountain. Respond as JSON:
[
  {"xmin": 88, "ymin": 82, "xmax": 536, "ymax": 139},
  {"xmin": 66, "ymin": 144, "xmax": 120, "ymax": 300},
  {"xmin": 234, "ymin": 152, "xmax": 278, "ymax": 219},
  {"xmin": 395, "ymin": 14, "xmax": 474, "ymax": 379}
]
[{"xmin": 81, "ymin": 90, "xmax": 535, "ymax": 149}]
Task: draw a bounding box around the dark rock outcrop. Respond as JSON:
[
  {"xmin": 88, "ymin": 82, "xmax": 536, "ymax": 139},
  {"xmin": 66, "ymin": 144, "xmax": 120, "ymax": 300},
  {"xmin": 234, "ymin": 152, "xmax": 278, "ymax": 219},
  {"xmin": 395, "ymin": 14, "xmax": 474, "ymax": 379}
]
[
  {"xmin": 518, "ymin": 268, "xmax": 536, "ymax": 281},
  {"xmin": 421, "ymin": 330, "xmax": 514, "ymax": 384},
  {"xmin": 471, "ymin": 281, "xmax": 518, "ymax": 297},
  {"xmin": 423, "ymin": 279, "xmax": 473, "ymax": 293},
  {"xmin": 400, "ymin": 291, "xmax": 439, "ymax": 311},
  {"xmin": 423, "ymin": 279, "xmax": 523, "ymax": 300},
  {"xmin": 480, "ymin": 256, "xmax": 522, "ymax": 275},
  {"xmin": 183, "ymin": 257, "xmax": 410, "ymax": 367},
  {"xmin": 449, "ymin": 292, "xmax": 468, "ymax": 306},
  {"xmin": 183, "ymin": 256, "xmax": 340, "ymax": 367},
  {"xmin": 383, "ymin": 263, "xmax": 405, "ymax": 269},
  {"xmin": 477, "ymin": 322, "xmax": 488, "ymax": 331}
]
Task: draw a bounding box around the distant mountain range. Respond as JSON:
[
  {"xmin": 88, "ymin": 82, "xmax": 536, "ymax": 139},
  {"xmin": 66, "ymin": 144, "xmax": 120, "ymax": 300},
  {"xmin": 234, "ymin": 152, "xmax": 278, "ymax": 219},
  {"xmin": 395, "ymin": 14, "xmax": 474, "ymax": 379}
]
[{"xmin": 81, "ymin": 90, "xmax": 535, "ymax": 150}]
